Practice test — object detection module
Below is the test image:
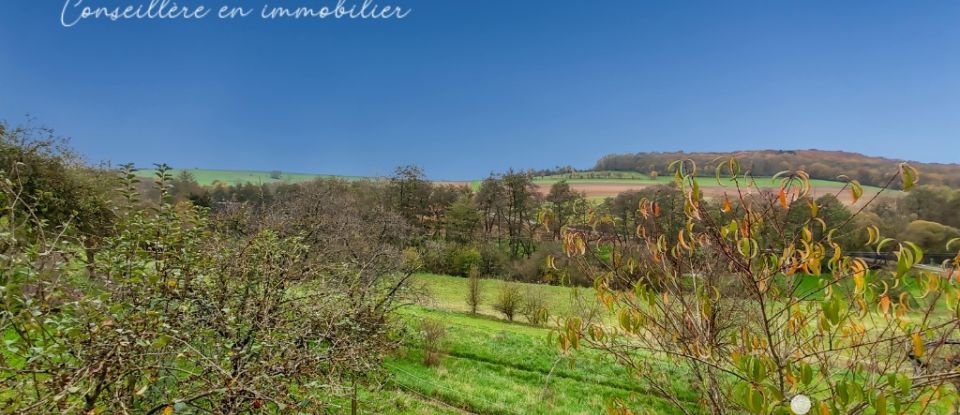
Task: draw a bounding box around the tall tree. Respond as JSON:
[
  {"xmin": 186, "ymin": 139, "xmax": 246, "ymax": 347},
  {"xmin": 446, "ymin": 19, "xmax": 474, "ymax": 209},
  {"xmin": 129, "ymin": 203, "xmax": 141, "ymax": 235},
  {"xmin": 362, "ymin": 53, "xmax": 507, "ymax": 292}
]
[
  {"xmin": 388, "ymin": 165, "xmax": 431, "ymax": 231},
  {"xmin": 444, "ymin": 195, "xmax": 481, "ymax": 244},
  {"xmin": 544, "ymin": 180, "xmax": 585, "ymax": 239},
  {"xmin": 501, "ymin": 170, "xmax": 540, "ymax": 258},
  {"xmin": 475, "ymin": 175, "xmax": 505, "ymax": 239}
]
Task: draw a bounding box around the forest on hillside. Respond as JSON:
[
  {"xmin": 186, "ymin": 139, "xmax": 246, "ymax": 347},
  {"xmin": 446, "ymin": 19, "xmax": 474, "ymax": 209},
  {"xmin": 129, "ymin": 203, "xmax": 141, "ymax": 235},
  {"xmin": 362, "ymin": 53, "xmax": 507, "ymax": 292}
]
[{"xmin": 595, "ymin": 150, "xmax": 960, "ymax": 187}]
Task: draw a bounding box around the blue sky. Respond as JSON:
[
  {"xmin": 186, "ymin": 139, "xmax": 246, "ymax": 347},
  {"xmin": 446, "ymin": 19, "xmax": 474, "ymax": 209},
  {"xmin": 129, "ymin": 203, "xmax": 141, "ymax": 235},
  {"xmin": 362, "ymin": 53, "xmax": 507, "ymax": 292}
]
[{"xmin": 1, "ymin": 1, "xmax": 958, "ymax": 179}]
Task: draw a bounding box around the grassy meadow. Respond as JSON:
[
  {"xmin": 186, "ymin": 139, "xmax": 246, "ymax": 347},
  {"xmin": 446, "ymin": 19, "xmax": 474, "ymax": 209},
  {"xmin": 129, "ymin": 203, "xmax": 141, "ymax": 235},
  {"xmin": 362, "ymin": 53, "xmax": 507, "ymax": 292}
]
[{"xmin": 367, "ymin": 274, "xmax": 695, "ymax": 415}]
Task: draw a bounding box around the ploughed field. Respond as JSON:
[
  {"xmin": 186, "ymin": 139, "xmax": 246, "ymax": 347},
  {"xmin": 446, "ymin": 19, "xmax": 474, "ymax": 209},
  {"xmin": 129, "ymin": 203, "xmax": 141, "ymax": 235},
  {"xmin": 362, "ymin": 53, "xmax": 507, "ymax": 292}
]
[{"xmin": 524, "ymin": 172, "xmax": 890, "ymax": 205}]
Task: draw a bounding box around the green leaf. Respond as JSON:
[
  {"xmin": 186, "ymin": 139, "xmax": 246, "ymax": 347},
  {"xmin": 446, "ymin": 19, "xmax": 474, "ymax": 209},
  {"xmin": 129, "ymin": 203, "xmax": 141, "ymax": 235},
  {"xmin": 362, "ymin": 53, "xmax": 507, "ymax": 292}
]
[
  {"xmin": 729, "ymin": 158, "xmax": 741, "ymax": 177},
  {"xmin": 947, "ymin": 237, "xmax": 960, "ymax": 251},
  {"xmin": 821, "ymin": 297, "xmax": 843, "ymax": 325},
  {"xmin": 747, "ymin": 387, "xmax": 765, "ymax": 413},
  {"xmin": 899, "ymin": 163, "xmax": 918, "ymax": 192},
  {"xmin": 876, "ymin": 238, "xmax": 896, "ymax": 254},
  {"xmin": 836, "ymin": 380, "xmax": 850, "ymax": 406},
  {"xmin": 801, "ymin": 363, "xmax": 814, "ymax": 386},
  {"xmin": 874, "ymin": 392, "xmax": 887, "ymax": 415},
  {"xmin": 903, "ymin": 241, "xmax": 924, "ymax": 265},
  {"xmin": 897, "ymin": 374, "xmax": 912, "ymax": 395}
]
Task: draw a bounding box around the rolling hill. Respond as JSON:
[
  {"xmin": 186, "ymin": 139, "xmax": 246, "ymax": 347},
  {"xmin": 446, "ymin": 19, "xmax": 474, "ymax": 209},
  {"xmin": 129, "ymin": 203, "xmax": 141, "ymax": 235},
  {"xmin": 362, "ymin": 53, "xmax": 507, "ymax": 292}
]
[{"xmin": 595, "ymin": 149, "xmax": 960, "ymax": 188}]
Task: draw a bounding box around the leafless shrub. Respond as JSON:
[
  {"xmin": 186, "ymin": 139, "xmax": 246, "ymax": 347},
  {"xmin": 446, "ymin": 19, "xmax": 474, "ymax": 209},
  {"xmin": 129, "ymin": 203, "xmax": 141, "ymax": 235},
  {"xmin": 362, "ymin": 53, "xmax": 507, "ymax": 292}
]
[
  {"xmin": 420, "ymin": 317, "xmax": 447, "ymax": 367},
  {"xmin": 521, "ymin": 286, "xmax": 550, "ymax": 326}
]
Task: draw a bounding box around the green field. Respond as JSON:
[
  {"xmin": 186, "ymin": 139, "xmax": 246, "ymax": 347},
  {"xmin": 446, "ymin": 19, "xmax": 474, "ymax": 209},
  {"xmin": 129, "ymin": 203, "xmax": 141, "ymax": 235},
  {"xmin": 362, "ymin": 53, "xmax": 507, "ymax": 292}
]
[
  {"xmin": 371, "ymin": 273, "xmax": 952, "ymax": 415},
  {"xmin": 369, "ymin": 274, "xmax": 694, "ymax": 415},
  {"xmin": 133, "ymin": 168, "xmax": 368, "ymax": 186}
]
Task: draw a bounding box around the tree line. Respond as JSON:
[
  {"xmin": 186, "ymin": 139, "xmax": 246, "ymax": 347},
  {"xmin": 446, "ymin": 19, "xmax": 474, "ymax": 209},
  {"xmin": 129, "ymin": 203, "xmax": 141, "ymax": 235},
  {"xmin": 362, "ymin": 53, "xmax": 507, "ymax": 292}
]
[{"xmin": 595, "ymin": 149, "xmax": 960, "ymax": 187}]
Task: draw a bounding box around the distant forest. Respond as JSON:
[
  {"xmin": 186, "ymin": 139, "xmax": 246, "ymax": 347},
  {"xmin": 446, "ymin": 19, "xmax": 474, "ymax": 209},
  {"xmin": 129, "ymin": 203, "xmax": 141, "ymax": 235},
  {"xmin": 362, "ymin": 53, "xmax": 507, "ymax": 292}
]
[{"xmin": 594, "ymin": 150, "xmax": 960, "ymax": 188}]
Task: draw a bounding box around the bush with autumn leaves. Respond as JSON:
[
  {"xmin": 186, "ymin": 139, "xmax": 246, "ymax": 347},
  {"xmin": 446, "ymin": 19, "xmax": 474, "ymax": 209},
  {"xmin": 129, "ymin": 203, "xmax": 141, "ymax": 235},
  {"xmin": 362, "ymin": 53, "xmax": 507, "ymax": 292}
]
[{"xmin": 555, "ymin": 159, "xmax": 960, "ymax": 414}]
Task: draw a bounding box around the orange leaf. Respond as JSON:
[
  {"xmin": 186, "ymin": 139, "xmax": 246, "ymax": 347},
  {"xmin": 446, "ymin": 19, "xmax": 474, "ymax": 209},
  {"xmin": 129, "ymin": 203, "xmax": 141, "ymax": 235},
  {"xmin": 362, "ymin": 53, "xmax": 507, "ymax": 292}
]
[
  {"xmin": 778, "ymin": 188, "xmax": 788, "ymax": 209},
  {"xmin": 879, "ymin": 295, "xmax": 891, "ymax": 315}
]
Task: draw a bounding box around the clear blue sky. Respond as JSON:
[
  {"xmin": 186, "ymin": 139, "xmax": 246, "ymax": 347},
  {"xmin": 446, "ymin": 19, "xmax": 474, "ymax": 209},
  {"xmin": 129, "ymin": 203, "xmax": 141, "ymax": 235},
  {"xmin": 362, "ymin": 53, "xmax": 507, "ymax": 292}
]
[{"xmin": 1, "ymin": 1, "xmax": 958, "ymax": 179}]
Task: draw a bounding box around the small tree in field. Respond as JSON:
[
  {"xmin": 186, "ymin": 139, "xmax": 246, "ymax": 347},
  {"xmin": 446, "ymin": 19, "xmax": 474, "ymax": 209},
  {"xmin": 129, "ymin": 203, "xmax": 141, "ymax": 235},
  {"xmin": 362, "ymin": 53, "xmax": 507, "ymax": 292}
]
[
  {"xmin": 521, "ymin": 286, "xmax": 550, "ymax": 326},
  {"xmin": 420, "ymin": 317, "xmax": 447, "ymax": 367},
  {"xmin": 555, "ymin": 159, "xmax": 960, "ymax": 414},
  {"xmin": 466, "ymin": 265, "xmax": 483, "ymax": 314},
  {"xmin": 494, "ymin": 282, "xmax": 523, "ymax": 322}
]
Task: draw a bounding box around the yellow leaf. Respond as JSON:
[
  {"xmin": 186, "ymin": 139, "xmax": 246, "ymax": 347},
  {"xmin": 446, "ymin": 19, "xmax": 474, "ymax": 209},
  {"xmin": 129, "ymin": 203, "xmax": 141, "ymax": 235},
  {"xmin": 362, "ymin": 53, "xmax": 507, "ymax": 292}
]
[
  {"xmin": 854, "ymin": 273, "xmax": 865, "ymax": 293},
  {"xmin": 808, "ymin": 199, "xmax": 819, "ymax": 217},
  {"xmin": 850, "ymin": 180, "xmax": 864, "ymax": 203},
  {"xmin": 163, "ymin": 406, "xmax": 174, "ymax": 415},
  {"xmin": 912, "ymin": 333, "xmax": 925, "ymax": 358}
]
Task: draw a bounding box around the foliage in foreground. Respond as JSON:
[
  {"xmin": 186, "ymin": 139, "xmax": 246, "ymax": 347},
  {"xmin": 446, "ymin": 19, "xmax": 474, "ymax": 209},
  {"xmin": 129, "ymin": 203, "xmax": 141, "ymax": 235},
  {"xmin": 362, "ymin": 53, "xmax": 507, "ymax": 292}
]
[
  {"xmin": 0, "ymin": 163, "xmax": 415, "ymax": 413},
  {"xmin": 557, "ymin": 160, "xmax": 960, "ymax": 414}
]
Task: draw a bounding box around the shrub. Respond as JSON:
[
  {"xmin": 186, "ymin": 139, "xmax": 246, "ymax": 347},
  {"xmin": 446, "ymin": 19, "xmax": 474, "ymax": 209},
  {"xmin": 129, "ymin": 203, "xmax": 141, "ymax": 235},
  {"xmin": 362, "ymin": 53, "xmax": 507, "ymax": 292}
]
[
  {"xmin": 449, "ymin": 245, "xmax": 482, "ymax": 276},
  {"xmin": 509, "ymin": 253, "xmax": 543, "ymax": 283},
  {"xmin": 420, "ymin": 240, "xmax": 450, "ymax": 274},
  {"xmin": 420, "ymin": 317, "xmax": 447, "ymax": 367},
  {"xmin": 557, "ymin": 158, "xmax": 960, "ymax": 414},
  {"xmin": 479, "ymin": 242, "xmax": 509, "ymax": 276},
  {"xmin": 493, "ymin": 282, "xmax": 523, "ymax": 321},
  {"xmin": 466, "ymin": 265, "xmax": 483, "ymax": 314},
  {"xmin": 0, "ymin": 164, "xmax": 415, "ymax": 413},
  {"xmin": 420, "ymin": 240, "xmax": 481, "ymax": 277},
  {"xmin": 521, "ymin": 286, "xmax": 550, "ymax": 326}
]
